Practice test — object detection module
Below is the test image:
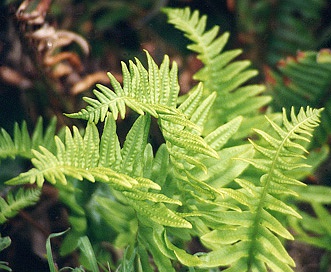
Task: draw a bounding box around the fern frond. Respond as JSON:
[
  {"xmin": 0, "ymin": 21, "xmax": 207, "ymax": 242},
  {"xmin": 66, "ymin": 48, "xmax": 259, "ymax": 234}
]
[
  {"xmin": 199, "ymin": 106, "xmax": 322, "ymax": 271},
  {"xmin": 66, "ymin": 51, "xmax": 218, "ymax": 170},
  {"xmin": 5, "ymin": 114, "xmax": 192, "ymax": 231},
  {"xmin": 5, "ymin": 115, "xmax": 147, "ymax": 188},
  {"xmin": 0, "ymin": 117, "xmax": 57, "ymax": 161},
  {"xmin": 265, "ymin": 0, "xmax": 326, "ymax": 64},
  {"xmin": 266, "ymin": 49, "xmax": 331, "ymax": 145},
  {"xmin": 0, "ymin": 188, "xmax": 41, "ymax": 224},
  {"xmin": 66, "ymin": 50, "xmax": 180, "ymax": 123},
  {"xmin": 164, "ymin": 7, "xmax": 271, "ymax": 129}
]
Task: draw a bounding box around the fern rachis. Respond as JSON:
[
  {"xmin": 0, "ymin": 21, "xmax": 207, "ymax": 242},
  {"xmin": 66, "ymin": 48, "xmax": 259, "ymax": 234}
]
[{"xmin": 198, "ymin": 107, "xmax": 322, "ymax": 271}]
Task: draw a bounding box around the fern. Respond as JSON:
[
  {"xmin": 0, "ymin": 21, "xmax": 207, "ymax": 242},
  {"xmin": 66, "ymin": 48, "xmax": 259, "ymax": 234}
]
[
  {"xmin": 285, "ymin": 185, "xmax": 331, "ymax": 270},
  {"xmin": 198, "ymin": 106, "xmax": 322, "ymax": 271},
  {"xmin": 266, "ymin": 49, "xmax": 331, "ymax": 145},
  {"xmin": 66, "ymin": 51, "xmax": 218, "ymax": 170},
  {"xmin": 0, "ymin": 61, "xmax": 323, "ymax": 271},
  {"xmin": 65, "ymin": 51, "xmax": 179, "ymax": 122},
  {"xmin": 287, "ymin": 185, "xmax": 331, "ymax": 249},
  {"xmin": 0, "ymin": 188, "xmax": 41, "ymax": 223},
  {"xmin": 0, "ymin": 6, "xmax": 326, "ymax": 270},
  {"xmin": 0, "ymin": 117, "xmax": 57, "ymax": 161},
  {"xmin": 0, "ymin": 235, "xmax": 11, "ymax": 271},
  {"xmin": 5, "ymin": 114, "xmax": 194, "ymax": 233},
  {"xmin": 265, "ymin": 0, "xmax": 327, "ymax": 65},
  {"xmin": 233, "ymin": 0, "xmax": 327, "ymax": 66},
  {"xmin": 163, "ymin": 7, "xmax": 271, "ymax": 132}
]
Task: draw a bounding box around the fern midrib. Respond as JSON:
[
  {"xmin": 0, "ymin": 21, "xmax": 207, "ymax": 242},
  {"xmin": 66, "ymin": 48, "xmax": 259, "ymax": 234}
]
[
  {"xmin": 89, "ymin": 95, "xmax": 175, "ymax": 118},
  {"xmin": 183, "ymin": 22, "xmax": 212, "ymax": 74},
  {"xmin": 247, "ymin": 115, "xmax": 312, "ymax": 269}
]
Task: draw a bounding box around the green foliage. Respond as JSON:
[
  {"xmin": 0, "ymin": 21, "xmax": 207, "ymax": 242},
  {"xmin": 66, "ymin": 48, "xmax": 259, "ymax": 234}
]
[
  {"xmin": 0, "ymin": 117, "xmax": 58, "ymax": 160},
  {"xmin": 197, "ymin": 107, "xmax": 322, "ymax": 272},
  {"xmin": 66, "ymin": 50, "xmax": 218, "ymax": 170},
  {"xmin": 267, "ymin": 49, "xmax": 331, "ymax": 144},
  {"xmin": 0, "ymin": 5, "xmax": 328, "ymax": 272},
  {"xmin": 288, "ymin": 185, "xmax": 331, "ymax": 251},
  {"xmin": 47, "ymin": 230, "xmax": 99, "ymax": 272},
  {"xmin": 0, "ymin": 188, "xmax": 41, "ymax": 223},
  {"xmin": 0, "ymin": 236, "xmax": 11, "ymax": 271},
  {"xmin": 6, "ymin": 113, "xmax": 191, "ymax": 230},
  {"xmin": 163, "ymin": 7, "xmax": 271, "ymax": 133},
  {"xmin": 2, "ymin": 54, "xmax": 323, "ymax": 271},
  {"xmin": 234, "ymin": 0, "xmax": 328, "ymax": 66},
  {"xmin": 287, "ymin": 185, "xmax": 331, "ymax": 271}
]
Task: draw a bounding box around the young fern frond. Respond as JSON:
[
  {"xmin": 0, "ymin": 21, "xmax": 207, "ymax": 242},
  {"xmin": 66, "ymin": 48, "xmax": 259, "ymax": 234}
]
[
  {"xmin": 5, "ymin": 114, "xmax": 191, "ymax": 229},
  {"xmin": 199, "ymin": 106, "xmax": 322, "ymax": 271},
  {"xmin": 0, "ymin": 117, "xmax": 57, "ymax": 161},
  {"xmin": 66, "ymin": 51, "xmax": 218, "ymax": 170},
  {"xmin": 0, "ymin": 188, "xmax": 41, "ymax": 224},
  {"xmin": 5, "ymin": 117, "xmax": 134, "ymax": 187},
  {"xmin": 66, "ymin": 51, "xmax": 179, "ymax": 122},
  {"xmin": 163, "ymin": 7, "xmax": 271, "ymax": 131}
]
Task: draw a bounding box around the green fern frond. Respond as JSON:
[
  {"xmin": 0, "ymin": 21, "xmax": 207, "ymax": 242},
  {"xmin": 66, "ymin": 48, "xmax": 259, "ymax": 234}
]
[
  {"xmin": 5, "ymin": 115, "xmax": 148, "ymax": 188},
  {"xmin": 0, "ymin": 117, "xmax": 57, "ymax": 161},
  {"xmin": 5, "ymin": 114, "xmax": 192, "ymax": 231},
  {"xmin": 289, "ymin": 185, "xmax": 331, "ymax": 251},
  {"xmin": 163, "ymin": 7, "xmax": 271, "ymax": 129},
  {"xmin": 198, "ymin": 106, "xmax": 322, "ymax": 271},
  {"xmin": 66, "ymin": 50, "xmax": 180, "ymax": 123},
  {"xmin": 266, "ymin": 49, "xmax": 331, "ymax": 145},
  {"xmin": 0, "ymin": 188, "xmax": 41, "ymax": 224},
  {"xmin": 66, "ymin": 51, "xmax": 218, "ymax": 170},
  {"xmin": 266, "ymin": 0, "xmax": 326, "ymax": 64}
]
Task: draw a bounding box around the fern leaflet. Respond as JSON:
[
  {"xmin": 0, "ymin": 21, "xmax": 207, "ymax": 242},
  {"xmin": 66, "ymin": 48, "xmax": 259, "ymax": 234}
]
[
  {"xmin": 66, "ymin": 51, "xmax": 218, "ymax": 169},
  {"xmin": 0, "ymin": 188, "xmax": 41, "ymax": 224},
  {"xmin": 5, "ymin": 114, "xmax": 191, "ymax": 229},
  {"xmin": 199, "ymin": 106, "xmax": 322, "ymax": 271},
  {"xmin": 0, "ymin": 117, "xmax": 57, "ymax": 161},
  {"xmin": 163, "ymin": 7, "xmax": 271, "ymax": 130}
]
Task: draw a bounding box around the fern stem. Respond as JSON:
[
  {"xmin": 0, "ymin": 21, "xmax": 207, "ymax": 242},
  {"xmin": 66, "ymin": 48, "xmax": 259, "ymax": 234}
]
[{"xmin": 248, "ymin": 109, "xmax": 317, "ymax": 269}]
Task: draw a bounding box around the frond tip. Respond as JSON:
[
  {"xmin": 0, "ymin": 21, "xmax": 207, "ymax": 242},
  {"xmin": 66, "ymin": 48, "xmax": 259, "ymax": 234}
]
[
  {"xmin": 247, "ymin": 106, "xmax": 323, "ymax": 194},
  {"xmin": 163, "ymin": 7, "xmax": 271, "ymax": 129},
  {"xmin": 200, "ymin": 106, "xmax": 322, "ymax": 272},
  {"xmin": 65, "ymin": 50, "xmax": 180, "ymax": 123}
]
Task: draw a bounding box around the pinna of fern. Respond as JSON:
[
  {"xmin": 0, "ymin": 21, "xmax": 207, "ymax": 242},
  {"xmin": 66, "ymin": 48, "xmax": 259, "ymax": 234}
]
[
  {"xmin": 0, "ymin": 117, "xmax": 58, "ymax": 161},
  {"xmin": 163, "ymin": 7, "xmax": 272, "ymax": 133},
  {"xmin": 66, "ymin": 50, "xmax": 219, "ymax": 171},
  {"xmin": 266, "ymin": 49, "xmax": 331, "ymax": 145},
  {"xmin": 198, "ymin": 106, "xmax": 322, "ymax": 272},
  {"xmin": 5, "ymin": 113, "xmax": 192, "ymax": 229},
  {"xmin": 0, "ymin": 188, "xmax": 41, "ymax": 224}
]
